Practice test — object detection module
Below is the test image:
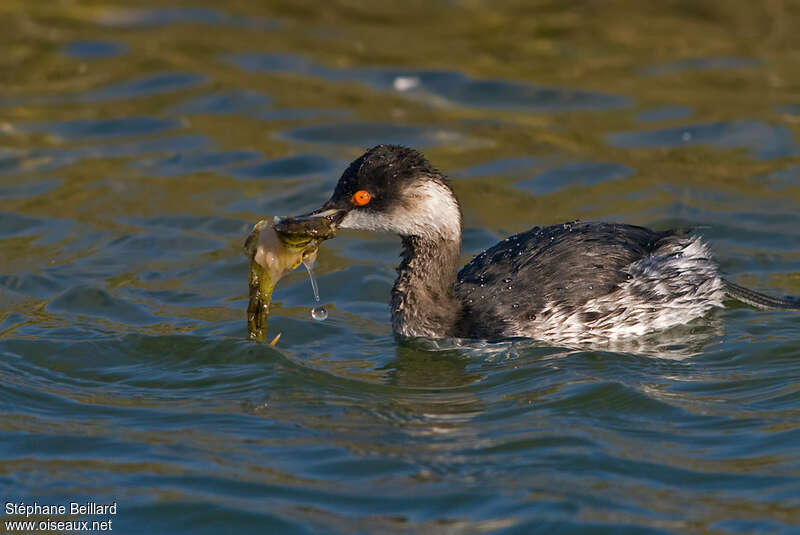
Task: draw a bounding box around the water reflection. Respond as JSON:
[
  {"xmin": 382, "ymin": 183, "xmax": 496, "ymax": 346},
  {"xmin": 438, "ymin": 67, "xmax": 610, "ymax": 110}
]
[
  {"xmin": 515, "ymin": 161, "xmax": 634, "ymax": 194},
  {"xmin": 608, "ymin": 120, "xmax": 797, "ymax": 160},
  {"xmin": 18, "ymin": 116, "xmax": 180, "ymax": 140},
  {"xmin": 753, "ymin": 166, "xmax": 800, "ymax": 191},
  {"xmin": 135, "ymin": 150, "xmax": 260, "ymax": 178},
  {"xmin": 280, "ymin": 121, "xmax": 465, "ymax": 147},
  {"xmin": 2, "ymin": 1, "xmax": 800, "ymax": 533},
  {"xmin": 641, "ymin": 56, "xmax": 762, "ymax": 76},
  {"xmin": 0, "ymin": 73, "xmax": 206, "ymax": 106},
  {"xmin": 96, "ymin": 6, "xmax": 277, "ymax": 30},
  {"xmin": 0, "ymin": 179, "xmax": 61, "ymax": 199},
  {"xmin": 381, "ymin": 344, "xmax": 483, "ymax": 388},
  {"xmin": 227, "ymin": 51, "xmax": 632, "ymax": 111},
  {"xmin": 62, "ymin": 40, "xmax": 129, "ymax": 59},
  {"xmin": 47, "ymin": 285, "xmax": 160, "ymax": 326},
  {"xmin": 79, "ymin": 73, "xmax": 207, "ymax": 103},
  {"xmin": 0, "ymin": 135, "xmax": 211, "ymax": 176},
  {"xmin": 636, "ymin": 106, "xmax": 693, "ymax": 122},
  {"xmin": 455, "ymin": 156, "xmax": 542, "ymax": 179},
  {"xmin": 230, "ymin": 153, "xmax": 340, "ymax": 180},
  {"xmin": 167, "ymin": 90, "xmax": 272, "ymax": 115}
]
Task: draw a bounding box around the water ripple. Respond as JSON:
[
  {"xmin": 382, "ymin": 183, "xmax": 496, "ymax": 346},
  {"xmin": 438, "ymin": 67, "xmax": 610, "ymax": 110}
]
[
  {"xmin": 2, "ymin": 3, "xmax": 800, "ymax": 534},
  {"xmin": 608, "ymin": 120, "xmax": 797, "ymax": 160},
  {"xmin": 96, "ymin": 7, "xmax": 277, "ymax": 31},
  {"xmin": 230, "ymin": 153, "xmax": 341, "ymax": 180},
  {"xmin": 134, "ymin": 150, "xmax": 261, "ymax": 177},
  {"xmin": 168, "ymin": 90, "xmax": 272, "ymax": 115},
  {"xmin": 62, "ymin": 40, "xmax": 129, "ymax": 59},
  {"xmin": 79, "ymin": 73, "xmax": 207, "ymax": 102},
  {"xmin": 18, "ymin": 116, "xmax": 180, "ymax": 141},
  {"xmin": 280, "ymin": 122, "xmax": 464, "ymax": 147},
  {"xmin": 641, "ymin": 57, "xmax": 762, "ymax": 76},
  {"xmin": 515, "ymin": 162, "xmax": 634, "ymax": 194},
  {"xmin": 227, "ymin": 51, "xmax": 632, "ymax": 111},
  {"xmin": 0, "ymin": 73, "xmax": 207, "ymax": 107}
]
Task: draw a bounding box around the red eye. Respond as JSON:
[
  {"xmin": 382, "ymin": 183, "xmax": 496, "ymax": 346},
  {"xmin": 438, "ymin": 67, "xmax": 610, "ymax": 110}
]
[{"xmin": 352, "ymin": 190, "xmax": 371, "ymax": 206}]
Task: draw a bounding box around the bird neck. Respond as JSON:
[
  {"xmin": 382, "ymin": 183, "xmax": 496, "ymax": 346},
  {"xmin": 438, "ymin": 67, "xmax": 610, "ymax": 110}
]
[{"xmin": 391, "ymin": 234, "xmax": 462, "ymax": 338}]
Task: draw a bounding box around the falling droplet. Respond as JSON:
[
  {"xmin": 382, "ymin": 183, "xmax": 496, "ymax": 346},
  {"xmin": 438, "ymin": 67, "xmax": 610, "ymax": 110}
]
[
  {"xmin": 303, "ymin": 259, "xmax": 320, "ymax": 301},
  {"xmin": 302, "ymin": 258, "xmax": 326, "ymax": 322}
]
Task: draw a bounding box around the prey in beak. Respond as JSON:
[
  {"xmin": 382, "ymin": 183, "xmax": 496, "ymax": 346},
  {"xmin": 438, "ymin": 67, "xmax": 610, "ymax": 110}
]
[
  {"xmin": 244, "ymin": 212, "xmax": 341, "ymax": 343},
  {"xmin": 272, "ymin": 207, "xmax": 346, "ymax": 242}
]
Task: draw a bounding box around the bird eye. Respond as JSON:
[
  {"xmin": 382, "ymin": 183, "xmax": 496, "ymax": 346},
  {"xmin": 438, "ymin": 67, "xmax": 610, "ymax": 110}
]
[{"xmin": 352, "ymin": 190, "xmax": 371, "ymax": 206}]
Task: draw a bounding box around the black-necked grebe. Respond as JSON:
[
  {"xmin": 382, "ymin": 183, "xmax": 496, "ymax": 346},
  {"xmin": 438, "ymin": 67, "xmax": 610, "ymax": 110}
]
[{"xmin": 277, "ymin": 144, "xmax": 799, "ymax": 343}]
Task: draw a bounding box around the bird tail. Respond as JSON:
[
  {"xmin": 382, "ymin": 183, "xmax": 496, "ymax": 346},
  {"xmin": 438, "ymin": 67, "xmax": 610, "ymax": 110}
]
[{"xmin": 723, "ymin": 279, "xmax": 800, "ymax": 310}]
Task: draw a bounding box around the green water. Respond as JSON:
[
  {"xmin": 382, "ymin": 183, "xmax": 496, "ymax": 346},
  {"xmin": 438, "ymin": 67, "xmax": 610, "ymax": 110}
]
[{"xmin": 2, "ymin": 1, "xmax": 800, "ymax": 533}]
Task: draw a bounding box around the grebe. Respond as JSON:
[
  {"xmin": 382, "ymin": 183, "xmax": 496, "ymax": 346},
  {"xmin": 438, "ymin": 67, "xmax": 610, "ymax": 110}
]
[{"xmin": 277, "ymin": 145, "xmax": 799, "ymax": 344}]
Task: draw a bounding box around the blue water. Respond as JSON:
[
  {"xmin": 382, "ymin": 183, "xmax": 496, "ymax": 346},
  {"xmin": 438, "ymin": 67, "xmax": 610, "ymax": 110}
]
[{"xmin": 2, "ymin": 2, "xmax": 800, "ymax": 534}]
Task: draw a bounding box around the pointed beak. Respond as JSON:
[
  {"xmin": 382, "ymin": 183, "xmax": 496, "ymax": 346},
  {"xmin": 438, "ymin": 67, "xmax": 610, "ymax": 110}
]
[{"xmin": 273, "ymin": 206, "xmax": 347, "ymax": 241}]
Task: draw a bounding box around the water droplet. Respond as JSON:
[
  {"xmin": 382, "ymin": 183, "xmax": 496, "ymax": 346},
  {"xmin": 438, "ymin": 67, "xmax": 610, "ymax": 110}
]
[
  {"xmin": 507, "ymin": 285, "xmax": 512, "ymax": 290},
  {"xmin": 303, "ymin": 258, "xmax": 320, "ymax": 302},
  {"xmin": 303, "ymin": 258, "xmax": 327, "ymax": 322}
]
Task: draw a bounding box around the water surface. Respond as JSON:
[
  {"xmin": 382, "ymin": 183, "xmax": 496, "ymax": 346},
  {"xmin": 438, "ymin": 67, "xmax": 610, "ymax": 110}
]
[{"xmin": 1, "ymin": 2, "xmax": 800, "ymax": 534}]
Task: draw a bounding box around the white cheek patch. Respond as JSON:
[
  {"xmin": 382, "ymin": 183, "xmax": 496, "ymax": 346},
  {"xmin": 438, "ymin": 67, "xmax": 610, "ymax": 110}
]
[
  {"xmin": 340, "ymin": 180, "xmax": 461, "ymax": 241},
  {"xmin": 340, "ymin": 210, "xmax": 402, "ymax": 233}
]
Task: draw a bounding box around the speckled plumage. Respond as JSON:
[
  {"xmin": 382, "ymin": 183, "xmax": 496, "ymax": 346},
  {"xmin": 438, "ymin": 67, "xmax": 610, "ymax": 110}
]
[{"xmin": 455, "ymin": 222, "xmax": 725, "ymax": 342}]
